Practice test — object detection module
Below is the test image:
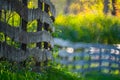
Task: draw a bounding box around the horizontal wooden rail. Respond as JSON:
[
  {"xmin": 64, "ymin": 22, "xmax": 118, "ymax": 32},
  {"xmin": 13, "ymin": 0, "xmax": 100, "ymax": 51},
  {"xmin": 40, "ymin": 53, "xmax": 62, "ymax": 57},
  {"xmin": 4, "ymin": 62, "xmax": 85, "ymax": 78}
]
[
  {"xmin": 0, "ymin": 0, "xmax": 56, "ymax": 17},
  {"xmin": 0, "ymin": 0, "xmax": 54, "ymax": 24},
  {"xmin": 58, "ymin": 50, "xmax": 120, "ymax": 59},
  {"xmin": 0, "ymin": 22, "xmax": 54, "ymax": 46},
  {"xmin": 54, "ymin": 38, "xmax": 120, "ymax": 74},
  {"xmin": 57, "ymin": 59, "xmax": 120, "ymax": 66},
  {"xmin": 39, "ymin": 0, "xmax": 56, "ymax": 17},
  {"xmin": 0, "ymin": 42, "xmax": 52, "ymax": 62},
  {"xmin": 54, "ymin": 38, "xmax": 119, "ymax": 50}
]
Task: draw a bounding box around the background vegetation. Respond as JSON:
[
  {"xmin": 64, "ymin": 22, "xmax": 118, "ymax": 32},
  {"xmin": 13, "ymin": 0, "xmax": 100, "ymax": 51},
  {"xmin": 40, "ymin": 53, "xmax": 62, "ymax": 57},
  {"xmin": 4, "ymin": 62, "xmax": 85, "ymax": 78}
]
[
  {"xmin": 54, "ymin": 13, "xmax": 120, "ymax": 44},
  {"xmin": 52, "ymin": 0, "xmax": 120, "ymax": 44}
]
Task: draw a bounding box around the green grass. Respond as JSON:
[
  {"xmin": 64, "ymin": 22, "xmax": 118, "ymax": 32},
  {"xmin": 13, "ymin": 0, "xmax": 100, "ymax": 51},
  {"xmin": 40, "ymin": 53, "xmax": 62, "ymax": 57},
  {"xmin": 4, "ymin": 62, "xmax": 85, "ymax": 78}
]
[
  {"xmin": 0, "ymin": 61, "xmax": 79, "ymax": 80},
  {"xmin": 83, "ymin": 71, "xmax": 120, "ymax": 80},
  {"xmin": 0, "ymin": 61, "xmax": 120, "ymax": 80},
  {"xmin": 54, "ymin": 13, "xmax": 120, "ymax": 44},
  {"xmin": 0, "ymin": 67, "xmax": 79, "ymax": 80}
]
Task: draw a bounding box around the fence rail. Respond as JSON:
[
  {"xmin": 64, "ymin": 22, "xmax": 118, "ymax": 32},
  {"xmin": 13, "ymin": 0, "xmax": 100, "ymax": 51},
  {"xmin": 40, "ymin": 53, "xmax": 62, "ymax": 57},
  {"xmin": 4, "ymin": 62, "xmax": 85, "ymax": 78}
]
[{"xmin": 54, "ymin": 38, "xmax": 120, "ymax": 74}]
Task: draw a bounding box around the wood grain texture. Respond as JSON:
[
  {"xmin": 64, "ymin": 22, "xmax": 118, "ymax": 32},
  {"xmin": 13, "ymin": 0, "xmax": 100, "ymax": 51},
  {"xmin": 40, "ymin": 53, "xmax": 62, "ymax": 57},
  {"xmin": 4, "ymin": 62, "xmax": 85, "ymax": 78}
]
[
  {"xmin": 0, "ymin": 22, "xmax": 54, "ymax": 47},
  {"xmin": 0, "ymin": 0, "xmax": 54, "ymax": 25},
  {"xmin": 0, "ymin": 42, "xmax": 52, "ymax": 62}
]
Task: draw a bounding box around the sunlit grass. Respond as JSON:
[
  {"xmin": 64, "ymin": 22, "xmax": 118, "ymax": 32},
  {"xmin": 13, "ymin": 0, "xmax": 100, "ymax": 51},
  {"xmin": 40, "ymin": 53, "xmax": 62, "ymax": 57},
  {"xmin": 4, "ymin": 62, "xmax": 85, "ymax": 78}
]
[{"xmin": 54, "ymin": 13, "xmax": 120, "ymax": 44}]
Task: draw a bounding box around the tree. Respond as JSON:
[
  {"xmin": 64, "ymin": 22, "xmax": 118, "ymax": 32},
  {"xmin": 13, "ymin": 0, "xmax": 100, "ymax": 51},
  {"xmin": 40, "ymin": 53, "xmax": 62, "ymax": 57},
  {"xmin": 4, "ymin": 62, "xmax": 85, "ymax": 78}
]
[
  {"xmin": 64, "ymin": 0, "xmax": 72, "ymax": 14},
  {"xmin": 103, "ymin": 0, "xmax": 109, "ymax": 14},
  {"xmin": 111, "ymin": 0, "xmax": 117, "ymax": 16}
]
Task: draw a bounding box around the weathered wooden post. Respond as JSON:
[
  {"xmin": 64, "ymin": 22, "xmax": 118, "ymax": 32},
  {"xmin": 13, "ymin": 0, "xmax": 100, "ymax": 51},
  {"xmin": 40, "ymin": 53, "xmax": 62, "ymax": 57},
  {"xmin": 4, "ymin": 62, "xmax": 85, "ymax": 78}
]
[
  {"xmin": 36, "ymin": 0, "xmax": 43, "ymax": 67},
  {"xmin": 0, "ymin": 0, "xmax": 55, "ymax": 70},
  {"xmin": 21, "ymin": 0, "xmax": 27, "ymax": 51}
]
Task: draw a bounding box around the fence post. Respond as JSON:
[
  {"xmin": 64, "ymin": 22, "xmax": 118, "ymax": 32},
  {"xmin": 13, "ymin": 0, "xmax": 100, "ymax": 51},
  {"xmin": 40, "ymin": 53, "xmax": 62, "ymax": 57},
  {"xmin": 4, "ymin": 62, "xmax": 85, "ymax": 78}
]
[
  {"xmin": 119, "ymin": 51, "xmax": 120, "ymax": 73},
  {"xmin": 44, "ymin": 3, "xmax": 49, "ymax": 66},
  {"xmin": 88, "ymin": 51, "xmax": 91, "ymax": 73},
  {"xmin": 36, "ymin": 0, "xmax": 43, "ymax": 68},
  {"xmin": 108, "ymin": 49, "xmax": 112, "ymax": 73},
  {"xmin": 99, "ymin": 48, "xmax": 102, "ymax": 72},
  {"xmin": 21, "ymin": 0, "xmax": 27, "ymax": 51},
  {"xmin": 81, "ymin": 52, "xmax": 84, "ymax": 74}
]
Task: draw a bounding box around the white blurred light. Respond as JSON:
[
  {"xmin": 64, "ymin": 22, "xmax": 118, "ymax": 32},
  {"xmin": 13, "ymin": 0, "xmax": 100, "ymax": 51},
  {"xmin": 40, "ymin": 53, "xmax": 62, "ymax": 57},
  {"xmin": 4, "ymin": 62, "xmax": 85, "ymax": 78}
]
[
  {"xmin": 66, "ymin": 47, "xmax": 74, "ymax": 53},
  {"xmin": 116, "ymin": 44, "xmax": 120, "ymax": 49},
  {"xmin": 111, "ymin": 49, "xmax": 115, "ymax": 53}
]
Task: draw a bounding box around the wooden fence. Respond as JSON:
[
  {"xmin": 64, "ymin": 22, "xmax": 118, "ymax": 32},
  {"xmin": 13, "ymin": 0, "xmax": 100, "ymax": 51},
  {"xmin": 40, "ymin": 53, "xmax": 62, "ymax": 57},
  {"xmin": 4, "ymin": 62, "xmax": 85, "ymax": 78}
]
[
  {"xmin": 54, "ymin": 38, "xmax": 120, "ymax": 74},
  {"xmin": 0, "ymin": 0, "xmax": 55, "ymax": 67}
]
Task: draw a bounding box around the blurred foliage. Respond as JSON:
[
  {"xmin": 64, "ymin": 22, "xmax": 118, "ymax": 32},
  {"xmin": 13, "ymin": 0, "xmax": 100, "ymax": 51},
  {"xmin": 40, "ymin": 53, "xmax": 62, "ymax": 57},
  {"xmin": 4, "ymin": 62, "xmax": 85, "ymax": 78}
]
[
  {"xmin": 54, "ymin": 13, "xmax": 120, "ymax": 44},
  {"xmin": 69, "ymin": 0, "xmax": 104, "ymax": 14},
  {"xmin": 51, "ymin": 0, "xmax": 120, "ymax": 44},
  {"xmin": 51, "ymin": 0, "xmax": 120, "ymax": 16}
]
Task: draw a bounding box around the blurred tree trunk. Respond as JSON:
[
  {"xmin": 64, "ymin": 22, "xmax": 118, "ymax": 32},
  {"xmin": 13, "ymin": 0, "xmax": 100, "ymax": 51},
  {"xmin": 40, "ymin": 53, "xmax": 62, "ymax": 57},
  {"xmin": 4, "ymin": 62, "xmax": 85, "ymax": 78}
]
[
  {"xmin": 112, "ymin": 0, "xmax": 117, "ymax": 16},
  {"xmin": 64, "ymin": 0, "xmax": 72, "ymax": 14},
  {"xmin": 103, "ymin": 0, "xmax": 109, "ymax": 14}
]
